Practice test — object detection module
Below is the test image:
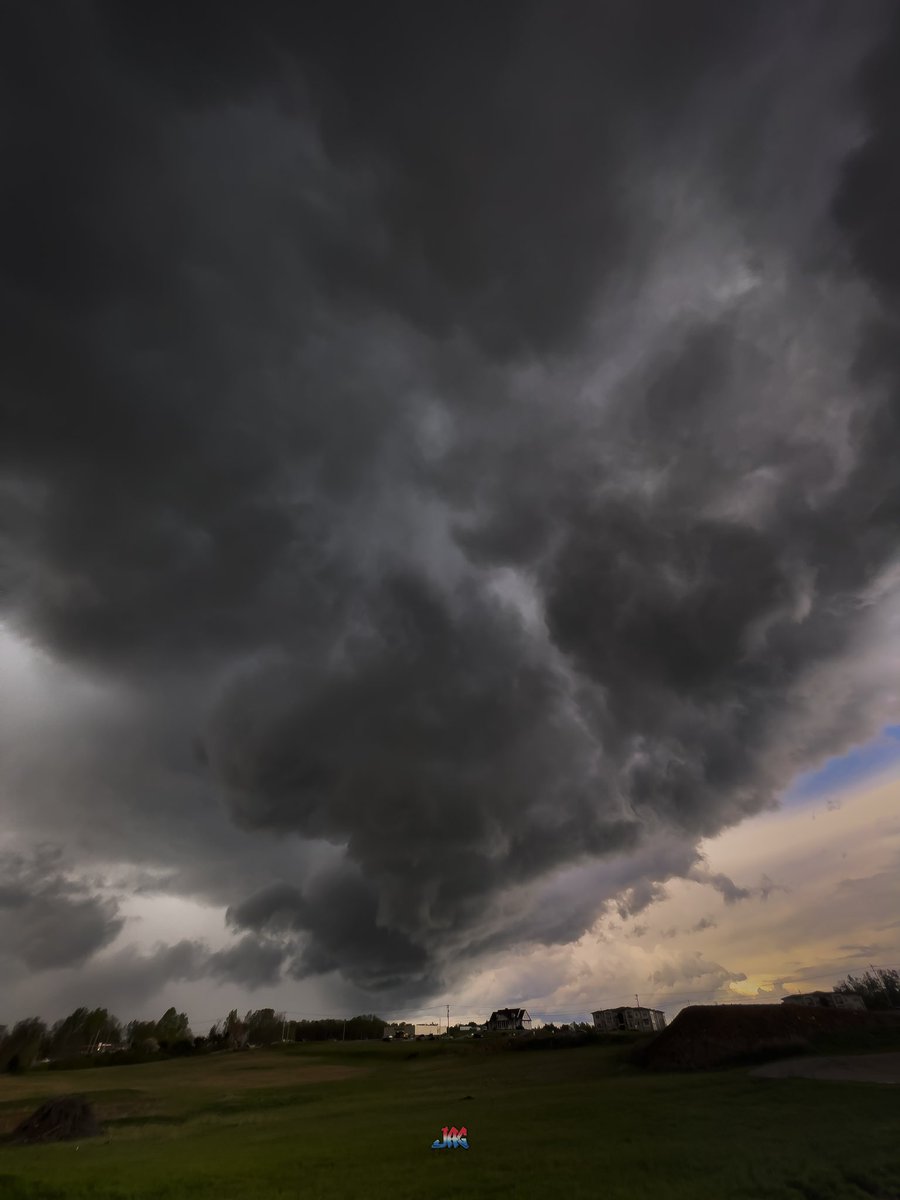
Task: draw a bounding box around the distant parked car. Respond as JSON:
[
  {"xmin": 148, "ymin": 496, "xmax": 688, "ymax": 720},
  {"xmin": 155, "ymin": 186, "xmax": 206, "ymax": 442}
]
[{"xmin": 382, "ymin": 1034, "xmax": 393, "ymax": 1041}]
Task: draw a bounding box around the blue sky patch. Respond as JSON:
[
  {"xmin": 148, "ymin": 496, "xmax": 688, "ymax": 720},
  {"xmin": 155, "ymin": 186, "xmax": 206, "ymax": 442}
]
[{"xmin": 784, "ymin": 726, "xmax": 900, "ymax": 804}]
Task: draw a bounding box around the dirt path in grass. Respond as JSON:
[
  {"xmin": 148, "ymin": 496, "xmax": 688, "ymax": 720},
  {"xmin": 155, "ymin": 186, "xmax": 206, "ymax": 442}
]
[
  {"xmin": 180, "ymin": 1059, "xmax": 368, "ymax": 1087},
  {"xmin": 750, "ymin": 1052, "xmax": 900, "ymax": 1083}
]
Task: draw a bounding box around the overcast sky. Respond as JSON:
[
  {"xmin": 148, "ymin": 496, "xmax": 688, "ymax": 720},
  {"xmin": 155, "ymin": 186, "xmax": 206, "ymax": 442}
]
[{"xmin": 2, "ymin": 1, "xmax": 900, "ymax": 1030}]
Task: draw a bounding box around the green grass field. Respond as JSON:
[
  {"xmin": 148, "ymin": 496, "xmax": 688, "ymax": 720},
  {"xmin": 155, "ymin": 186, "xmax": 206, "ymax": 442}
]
[{"xmin": 1, "ymin": 1040, "xmax": 898, "ymax": 1200}]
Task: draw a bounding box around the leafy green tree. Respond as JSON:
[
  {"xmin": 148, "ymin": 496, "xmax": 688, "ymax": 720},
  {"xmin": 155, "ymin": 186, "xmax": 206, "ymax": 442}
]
[
  {"xmin": 835, "ymin": 967, "xmax": 900, "ymax": 1010},
  {"xmin": 48, "ymin": 1007, "xmax": 90, "ymax": 1058},
  {"xmin": 344, "ymin": 1014, "xmax": 386, "ymax": 1041},
  {"xmin": 244, "ymin": 1009, "xmax": 285, "ymax": 1045},
  {"xmin": 126, "ymin": 1019, "xmax": 155, "ymax": 1047},
  {"xmin": 48, "ymin": 1007, "xmax": 122, "ymax": 1057},
  {"xmin": 0, "ymin": 1018, "xmax": 47, "ymax": 1073},
  {"xmin": 224, "ymin": 1009, "xmax": 248, "ymax": 1049},
  {"xmin": 154, "ymin": 1007, "xmax": 192, "ymax": 1047},
  {"xmin": 87, "ymin": 1007, "xmax": 122, "ymax": 1049},
  {"xmin": 291, "ymin": 1015, "xmax": 386, "ymax": 1042}
]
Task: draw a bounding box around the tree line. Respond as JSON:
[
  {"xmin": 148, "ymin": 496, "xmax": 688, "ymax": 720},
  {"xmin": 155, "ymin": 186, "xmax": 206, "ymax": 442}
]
[
  {"xmin": 834, "ymin": 966, "xmax": 900, "ymax": 1010},
  {"xmin": 0, "ymin": 1006, "xmax": 388, "ymax": 1074},
  {"xmin": 206, "ymin": 1010, "xmax": 386, "ymax": 1047},
  {"xmin": 3, "ymin": 968, "xmax": 895, "ymax": 1073}
]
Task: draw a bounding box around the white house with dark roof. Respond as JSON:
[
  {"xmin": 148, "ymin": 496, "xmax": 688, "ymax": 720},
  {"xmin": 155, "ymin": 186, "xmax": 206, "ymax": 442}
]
[{"xmin": 487, "ymin": 1007, "xmax": 532, "ymax": 1032}]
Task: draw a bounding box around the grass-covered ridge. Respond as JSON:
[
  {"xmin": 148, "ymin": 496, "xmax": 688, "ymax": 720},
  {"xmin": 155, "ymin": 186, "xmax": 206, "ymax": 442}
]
[{"xmin": 0, "ymin": 1038, "xmax": 898, "ymax": 1199}]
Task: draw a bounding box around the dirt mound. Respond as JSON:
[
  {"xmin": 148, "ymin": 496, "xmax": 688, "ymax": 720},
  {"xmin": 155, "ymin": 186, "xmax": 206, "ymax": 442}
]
[
  {"xmin": 635, "ymin": 1005, "xmax": 900, "ymax": 1071},
  {"xmin": 11, "ymin": 1095, "xmax": 101, "ymax": 1145}
]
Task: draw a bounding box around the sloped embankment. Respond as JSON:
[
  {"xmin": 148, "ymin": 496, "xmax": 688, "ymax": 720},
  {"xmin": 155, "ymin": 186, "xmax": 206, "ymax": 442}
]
[{"xmin": 634, "ymin": 1004, "xmax": 900, "ymax": 1071}]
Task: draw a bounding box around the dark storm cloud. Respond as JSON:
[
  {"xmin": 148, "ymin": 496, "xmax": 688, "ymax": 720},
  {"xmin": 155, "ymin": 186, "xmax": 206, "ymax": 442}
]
[
  {"xmin": 33, "ymin": 937, "xmax": 288, "ymax": 1020},
  {"xmin": 833, "ymin": 6, "xmax": 900, "ymax": 299},
  {"xmin": 832, "ymin": 5, "xmax": 900, "ymax": 541},
  {"xmin": 616, "ymin": 882, "xmax": 670, "ymax": 921},
  {"xmin": 206, "ymin": 573, "xmax": 641, "ymax": 922},
  {"xmin": 207, "ymin": 935, "xmax": 287, "ymax": 988},
  {"xmin": 691, "ymin": 917, "xmax": 718, "ymax": 933},
  {"xmin": 0, "ymin": 848, "xmax": 123, "ymax": 971},
  {"xmin": 94, "ymin": 1, "xmax": 772, "ymax": 359},
  {"xmin": 1, "ymin": 1, "xmax": 899, "ymax": 1005},
  {"xmin": 226, "ymin": 872, "xmax": 434, "ymax": 994},
  {"xmin": 0, "ymin": 665, "xmax": 346, "ymax": 918}
]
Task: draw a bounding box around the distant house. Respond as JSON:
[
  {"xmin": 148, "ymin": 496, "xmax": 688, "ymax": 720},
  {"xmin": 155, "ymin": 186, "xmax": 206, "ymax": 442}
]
[
  {"xmin": 458, "ymin": 1021, "xmax": 484, "ymax": 1035},
  {"xmin": 487, "ymin": 1008, "xmax": 532, "ymax": 1033},
  {"xmin": 592, "ymin": 1007, "xmax": 666, "ymax": 1033},
  {"xmin": 782, "ymin": 991, "xmax": 866, "ymax": 1011}
]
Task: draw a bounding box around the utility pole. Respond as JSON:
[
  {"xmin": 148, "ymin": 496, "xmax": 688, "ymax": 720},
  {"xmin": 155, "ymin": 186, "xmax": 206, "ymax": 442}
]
[{"xmin": 446, "ymin": 1004, "xmax": 450, "ymax": 1034}]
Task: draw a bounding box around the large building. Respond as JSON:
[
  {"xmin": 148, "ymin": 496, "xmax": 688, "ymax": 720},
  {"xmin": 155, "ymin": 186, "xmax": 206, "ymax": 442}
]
[
  {"xmin": 487, "ymin": 1008, "xmax": 532, "ymax": 1032},
  {"xmin": 414, "ymin": 1022, "xmax": 442, "ymax": 1038},
  {"xmin": 385, "ymin": 1022, "xmax": 415, "ymax": 1039},
  {"xmin": 592, "ymin": 1006, "xmax": 666, "ymax": 1033},
  {"xmin": 781, "ymin": 991, "xmax": 866, "ymax": 1010}
]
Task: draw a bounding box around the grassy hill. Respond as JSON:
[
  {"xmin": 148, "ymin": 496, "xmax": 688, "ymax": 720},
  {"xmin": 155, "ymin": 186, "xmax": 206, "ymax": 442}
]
[{"xmin": 1, "ymin": 1037, "xmax": 898, "ymax": 1199}]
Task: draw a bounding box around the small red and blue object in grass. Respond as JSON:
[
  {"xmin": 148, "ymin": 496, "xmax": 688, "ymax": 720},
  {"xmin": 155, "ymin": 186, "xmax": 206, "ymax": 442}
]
[{"xmin": 431, "ymin": 1125, "xmax": 469, "ymax": 1149}]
